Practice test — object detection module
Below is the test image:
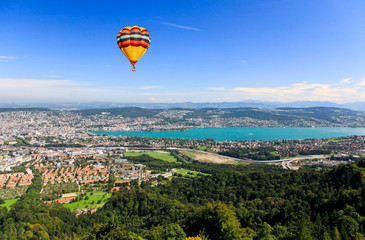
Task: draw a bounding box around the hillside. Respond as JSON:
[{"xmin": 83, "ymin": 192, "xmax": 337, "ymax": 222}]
[
  {"xmin": 2, "ymin": 106, "xmax": 365, "ymax": 127},
  {"xmin": 73, "ymin": 106, "xmax": 365, "ymax": 127},
  {"xmin": 1, "ymin": 159, "xmax": 364, "ymax": 239}
]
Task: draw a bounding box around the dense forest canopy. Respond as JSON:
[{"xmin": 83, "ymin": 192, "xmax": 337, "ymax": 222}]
[{"xmin": 0, "ymin": 159, "xmax": 364, "ymax": 239}]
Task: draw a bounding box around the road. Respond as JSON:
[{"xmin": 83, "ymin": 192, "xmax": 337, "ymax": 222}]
[
  {"xmin": 167, "ymin": 147, "xmax": 330, "ymax": 169},
  {"xmin": 278, "ymin": 155, "xmax": 331, "ymax": 169}
]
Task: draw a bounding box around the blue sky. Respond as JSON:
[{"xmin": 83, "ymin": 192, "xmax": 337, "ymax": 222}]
[{"xmin": 1, "ymin": 0, "xmax": 365, "ymax": 103}]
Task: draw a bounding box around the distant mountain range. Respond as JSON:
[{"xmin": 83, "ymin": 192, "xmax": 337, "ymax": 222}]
[{"xmin": 1, "ymin": 100, "xmax": 365, "ymax": 111}]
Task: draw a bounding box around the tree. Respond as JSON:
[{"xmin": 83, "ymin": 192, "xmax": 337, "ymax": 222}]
[
  {"xmin": 338, "ymin": 216, "xmax": 359, "ymax": 240},
  {"xmin": 255, "ymin": 223, "xmax": 276, "ymax": 240},
  {"xmin": 108, "ymin": 173, "xmax": 116, "ymax": 192},
  {"xmin": 185, "ymin": 202, "xmax": 244, "ymax": 240},
  {"xmin": 163, "ymin": 223, "xmax": 186, "ymax": 240},
  {"xmin": 82, "ymin": 217, "xmax": 143, "ymax": 240},
  {"xmin": 148, "ymin": 223, "xmax": 186, "ymax": 240}
]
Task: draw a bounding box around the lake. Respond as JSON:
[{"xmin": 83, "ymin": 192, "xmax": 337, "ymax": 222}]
[{"xmin": 91, "ymin": 127, "xmax": 365, "ymax": 141}]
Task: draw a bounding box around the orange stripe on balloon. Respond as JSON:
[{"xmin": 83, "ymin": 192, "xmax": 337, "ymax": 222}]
[
  {"xmin": 130, "ymin": 40, "xmax": 141, "ymax": 45},
  {"xmin": 141, "ymin": 42, "xmax": 149, "ymax": 49}
]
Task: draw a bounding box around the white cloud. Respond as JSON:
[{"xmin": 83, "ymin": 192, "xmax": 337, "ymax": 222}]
[
  {"xmin": 0, "ymin": 78, "xmax": 125, "ymax": 102},
  {"xmin": 0, "ymin": 56, "xmax": 16, "ymax": 62},
  {"xmin": 160, "ymin": 22, "xmax": 201, "ymax": 31},
  {"xmin": 342, "ymin": 88, "xmax": 358, "ymax": 95},
  {"xmin": 340, "ymin": 78, "xmax": 353, "ymax": 84},
  {"xmin": 216, "ymin": 97, "xmax": 241, "ymax": 102},
  {"xmin": 0, "ymin": 78, "xmax": 75, "ymax": 88},
  {"xmin": 139, "ymin": 86, "xmax": 162, "ymax": 90},
  {"xmin": 145, "ymin": 78, "xmax": 364, "ymax": 103},
  {"xmin": 207, "ymin": 87, "xmax": 227, "ymax": 91},
  {"xmin": 240, "ymin": 60, "xmax": 248, "ymax": 64},
  {"xmin": 356, "ymin": 78, "xmax": 365, "ymax": 86},
  {"xmin": 1, "ymin": 77, "xmax": 365, "ymax": 104},
  {"xmin": 228, "ymin": 79, "xmax": 364, "ymax": 103}
]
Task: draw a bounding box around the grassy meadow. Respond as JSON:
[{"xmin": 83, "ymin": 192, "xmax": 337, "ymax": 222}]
[{"xmin": 124, "ymin": 151, "xmax": 177, "ymax": 162}]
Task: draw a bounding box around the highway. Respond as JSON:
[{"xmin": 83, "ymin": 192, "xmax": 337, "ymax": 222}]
[{"xmin": 167, "ymin": 147, "xmax": 331, "ymax": 169}]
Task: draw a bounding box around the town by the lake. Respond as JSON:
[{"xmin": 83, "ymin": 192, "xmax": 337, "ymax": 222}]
[{"xmin": 1, "ymin": 108, "xmax": 364, "ymax": 214}]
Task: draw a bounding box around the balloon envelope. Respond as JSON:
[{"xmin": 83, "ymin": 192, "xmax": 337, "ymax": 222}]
[{"xmin": 117, "ymin": 26, "xmax": 150, "ymax": 70}]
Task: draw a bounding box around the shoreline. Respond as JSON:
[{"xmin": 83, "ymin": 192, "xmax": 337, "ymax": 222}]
[{"xmin": 89, "ymin": 127, "xmax": 365, "ymax": 141}]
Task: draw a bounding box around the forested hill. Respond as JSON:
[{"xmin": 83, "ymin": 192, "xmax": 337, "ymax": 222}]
[
  {"xmin": 2, "ymin": 106, "xmax": 365, "ymax": 126},
  {"xmin": 72, "ymin": 107, "xmax": 163, "ymax": 118},
  {"xmin": 72, "ymin": 106, "xmax": 365, "ymax": 126},
  {"xmin": 1, "ymin": 160, "xmax": 365, "ymax": 239},
  {"xmin": 2, "ymin": 106, "xmax": 364, "ymax": 122},
  {"xmin": 73, "ymin": 106, "xmax": 364, "ymax": 118}
]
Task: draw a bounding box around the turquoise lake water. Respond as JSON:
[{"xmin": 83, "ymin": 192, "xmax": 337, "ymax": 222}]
[{"xmin": 91, "ymin": 127, "xmax": 365, "ymax": 141}]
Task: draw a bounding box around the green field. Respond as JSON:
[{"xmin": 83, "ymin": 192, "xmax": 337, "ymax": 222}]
[
  {"xmin": 62, "ymin": 191, "xmax": 110, "ymax": 211},
  {"xmin": 124, "ymin": 151, "xmax": 177, "ymax": 162},
  {"xmin": 0, "ymin": 198, "xmax": 19, "ymax": 209},
  {"xmin": 175, "ymin": 169, "xmax": 209, "ymax": 177},
  {"xmin": 181, "ymin": 151, "xmax": 196, "ymax": 159},
  {"xmin": 233, "ymin": 160, "xmax": 249, "ymax": 165},
  {"xmin": 270, "ymin": 151, "xmax": 279, "ymax": 156},
  {"xmin": 194, "ymin": 146, "xmax": 209, "ymax": 151}
]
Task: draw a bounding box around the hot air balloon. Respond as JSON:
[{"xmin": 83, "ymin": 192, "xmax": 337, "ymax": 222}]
[{"xmin": 116, "ymin": 26, "xmax": 151, "ymax": 71}]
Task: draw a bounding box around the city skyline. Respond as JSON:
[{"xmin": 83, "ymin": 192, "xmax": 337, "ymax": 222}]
[{"xmin": 1, "ymin": 0, "xmax": 365, "ymax": 103}]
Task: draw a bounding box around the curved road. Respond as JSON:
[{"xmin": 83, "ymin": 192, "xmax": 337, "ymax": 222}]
[{"xmin": 167, "ymin": 147, "xmax": 330, "ymax": 169}]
